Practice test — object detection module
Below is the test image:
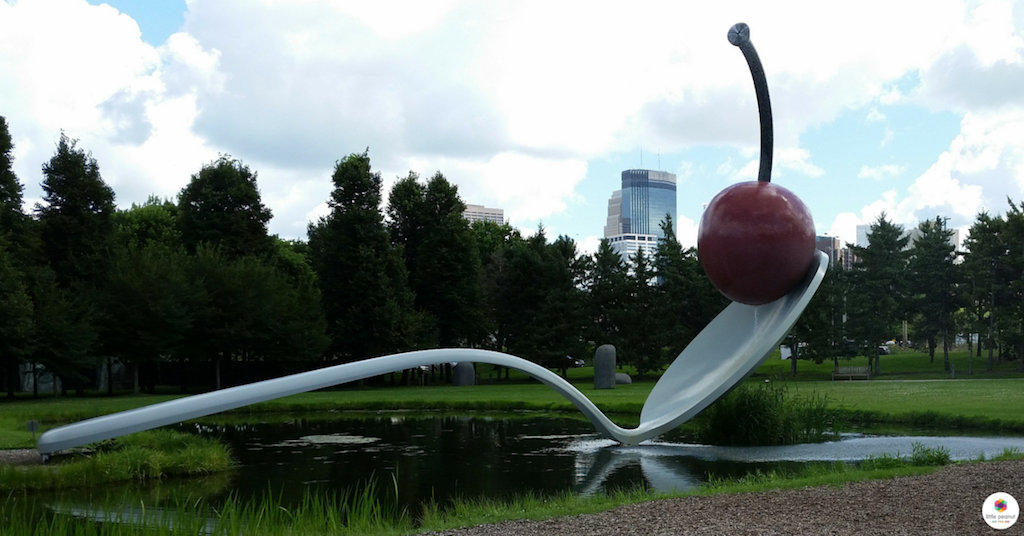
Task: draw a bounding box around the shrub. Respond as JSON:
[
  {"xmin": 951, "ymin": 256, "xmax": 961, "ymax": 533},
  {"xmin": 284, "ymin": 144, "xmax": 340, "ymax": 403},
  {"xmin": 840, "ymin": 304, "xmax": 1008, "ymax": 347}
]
[{"xmin": 693, "ymin": 382, "xmax": 839, "ymax": 446}]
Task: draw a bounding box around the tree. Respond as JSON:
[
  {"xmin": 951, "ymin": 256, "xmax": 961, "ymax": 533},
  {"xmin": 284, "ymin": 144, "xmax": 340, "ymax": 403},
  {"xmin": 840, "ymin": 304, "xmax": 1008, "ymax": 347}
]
[
  {"xmin": 114, "ymin": 196, "xmax": 182, "ymax": 250},
  {"xmin": 23, "ymin": 266, "xmax": 96, "ymax": 395},
  {"xmin": 33, "ymin": 134, "xmax": 114, "ymax": 393},
  {"xmin": 35, "ymin": 133, "xmax": 116, "ymax": 287},
  {"xmin": 620, "ymin": 248, "xmax": 661, "ymax": 376},
  {"xmin": 907, "ymin": 217, "xmax": 960, "ymax": 371},
  {"xmin": 652, "ymin": 216, "xmax": 727, "ymax": 364},
  {"xmin": 178, "ymin": 156, "xmax": 273, "ymax": 258},
  {"xmin": 587, "ymin": 239, "xmax": 628, "ymax": 353},
  {"xmin": 490, "ymin": 229, "xmax": 585, "ymax": 374},
  {"xmin": 263, "ymin": 237, "xmax": 330, "ymax": 364},
  {"xmin": 0, "ymin": 117, "xmax": 35, "ymax": 396},
  {"xmin": 0, "ymin": 238, "xmax": 33, "ymax": 397},
  {"xmin": 963, "ymin": 211, "xmax": 1004, "ymax": 370},
  {"xmin": 543, "ymin": 235, "xmax": 589, "ymax": 376},
  {"xmin": 308, "ymin": 151, "xmax": 417, "ymax": 362},
  {"xmin": 1002, "ymin": 200, "xmax": 1024, "ymax": 366},
  {"xmin": 791, "ymin": 265, "xmax": 847, "ymax": 371},
  {"xmin": 846, "ymin": 213, "xmax": 909, "ymax": 375},
  {"xmin": 492, "ymin": 229, "xmax": 549, "ymax": 361},
  {"xmin": 471, "ymin": 219, "xmax": 520, "ymax": 366},
  {"xmin": 100, "ymin": 241, "xmax": 192, "ymax": 393},
  {"xmin": 387, "ymin": 172, "xmax": 486, "ymax": 348},
  {"xmin": 0, "ymin": 116, "xmax": 27, "ymax": 247},
  {"xmin": 174, "ymin": 241, "xmax": 328, "ymax": 391}
]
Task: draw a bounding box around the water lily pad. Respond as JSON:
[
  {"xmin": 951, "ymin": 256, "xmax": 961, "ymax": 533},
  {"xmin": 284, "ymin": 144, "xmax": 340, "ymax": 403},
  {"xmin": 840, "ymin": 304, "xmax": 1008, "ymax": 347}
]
[{"xmin": 298, "ymin": 434, "xmax": 380, "ymax": 445}]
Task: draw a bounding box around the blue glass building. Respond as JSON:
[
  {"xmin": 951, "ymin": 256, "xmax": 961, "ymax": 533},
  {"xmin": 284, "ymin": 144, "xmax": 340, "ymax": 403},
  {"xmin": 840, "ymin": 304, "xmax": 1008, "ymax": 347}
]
[
  {"xmin": 619, "ymin": 169, "xmax": 677, "ymax": 239},
  {"xmin": 604, "ymin": 169, "xmax": 677, "ymax": 261}
]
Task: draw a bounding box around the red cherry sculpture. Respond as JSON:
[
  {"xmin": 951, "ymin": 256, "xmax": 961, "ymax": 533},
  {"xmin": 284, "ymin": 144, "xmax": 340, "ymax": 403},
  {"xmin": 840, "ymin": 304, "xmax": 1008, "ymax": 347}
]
[
  {"xmin": 697, "ymin": 23, "xmax": 816, "ymax": 305},
  {"xmin": 698, "ymin": 181, "xmax": 815, "ymax": 305}
]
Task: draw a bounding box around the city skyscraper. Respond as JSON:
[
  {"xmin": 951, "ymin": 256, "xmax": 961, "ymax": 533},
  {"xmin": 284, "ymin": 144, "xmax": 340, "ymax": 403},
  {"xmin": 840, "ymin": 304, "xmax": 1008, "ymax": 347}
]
[
  {"xmin": 604, "ymin": 169, "xmax": 677, "ymax": 260},
  {"xmin": 619, "ymin": 169, "xmax": 677, "ymax": 238}
]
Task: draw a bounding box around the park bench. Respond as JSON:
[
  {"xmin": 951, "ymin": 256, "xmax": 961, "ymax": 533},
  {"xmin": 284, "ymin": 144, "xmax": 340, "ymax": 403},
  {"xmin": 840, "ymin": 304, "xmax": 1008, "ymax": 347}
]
[{"xmin": 832, "ymin": 365, "xmax": 871, "ymax": 381}]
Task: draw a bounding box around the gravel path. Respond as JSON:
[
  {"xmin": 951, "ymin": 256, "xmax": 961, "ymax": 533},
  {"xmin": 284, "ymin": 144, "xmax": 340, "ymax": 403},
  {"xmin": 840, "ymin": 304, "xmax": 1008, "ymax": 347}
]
[{"xmin": 422, "ymin": 460, "xmax": 1024, "ymax": 536}]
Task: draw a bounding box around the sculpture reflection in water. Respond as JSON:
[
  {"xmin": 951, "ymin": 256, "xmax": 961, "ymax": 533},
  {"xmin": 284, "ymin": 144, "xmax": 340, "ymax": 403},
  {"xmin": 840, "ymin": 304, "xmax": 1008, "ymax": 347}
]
[
  {"xmin": 571, "ymin": 434, "xmax": 1024, "ymax": 495},
  {"xmin": 573, "ymin": 442, "xmax": 704, "ymax": 496}
]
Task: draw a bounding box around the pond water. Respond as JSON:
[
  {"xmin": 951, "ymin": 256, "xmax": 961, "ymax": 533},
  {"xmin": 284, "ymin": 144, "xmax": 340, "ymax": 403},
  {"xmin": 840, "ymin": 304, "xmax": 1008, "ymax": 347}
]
[
  {"xmin": 192, "ymin": 412, "xmax": 1024, "ymax": 506},
  {"xmin": 24, "ymin": 412, "xmax": 1024, "ymax": 524}
]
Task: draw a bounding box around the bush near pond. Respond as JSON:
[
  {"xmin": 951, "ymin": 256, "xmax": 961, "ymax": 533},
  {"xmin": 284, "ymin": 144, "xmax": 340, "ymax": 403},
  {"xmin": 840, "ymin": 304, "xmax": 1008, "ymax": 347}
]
[{"xmin": 694, "ymin": 381, "xmax": 838, "ymax": 446}]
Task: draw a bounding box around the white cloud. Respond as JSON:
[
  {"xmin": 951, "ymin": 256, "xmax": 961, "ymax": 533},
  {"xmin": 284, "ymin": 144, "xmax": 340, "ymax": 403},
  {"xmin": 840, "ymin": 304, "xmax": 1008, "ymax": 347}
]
[
  {"xmin": 858, "ymin": 164, "xmax": 905, "ymax": 180},
  {"xmin": 906, "ymin": 110, "xmax": 1024, "ymax": 221},
  {"xmin": 878, "ymin": 87, "xmax": 903, "ymax": 105},
  {"xmin": 675, "ymin": 214, "xmax": 700, "ymax": 250},
  {"xmin": 880, "ymin": 127, "xmax": 894, "ymax": 147},
  {"xmin": 730, "ymin": 147, "xmax": 823, "ymax": 181},
  {"xmin": 578, "ymin": 235, "xmax": 602, "ymax": 256},
  {"xmin": 776, "ymin": 147, "xmax": 824, "ymax": 178},
  {"xmin": 858, "ymin": 190, "xmax": 910, "ymax": 225},
  {"xmin": 841, "ymin": 106, "xmax": 1024, "ymax": 246},
  {"xmin": 866, "ymin": 108, "xmax": 886, "ymax": 123},
  {"xmin": 338, "ymin": 1, "xmax": 461, "ymax": 40},
  {"xmin": 826, "ymin": 212, "xmax": 860, "ymax": 248},
  {"xmin": 3, "ymin": 0, "xmax": 1024, "ymax": 247}
]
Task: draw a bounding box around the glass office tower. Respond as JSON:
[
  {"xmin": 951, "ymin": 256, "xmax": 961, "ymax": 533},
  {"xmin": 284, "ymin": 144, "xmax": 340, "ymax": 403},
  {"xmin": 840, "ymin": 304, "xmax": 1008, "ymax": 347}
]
[
  {"xmin": 604, "ymin": 169, "xmax": 677, "ymax": 261},
  {"xmin": 619, "ymin": 169, "xmax": 677, "ymax": 239}
]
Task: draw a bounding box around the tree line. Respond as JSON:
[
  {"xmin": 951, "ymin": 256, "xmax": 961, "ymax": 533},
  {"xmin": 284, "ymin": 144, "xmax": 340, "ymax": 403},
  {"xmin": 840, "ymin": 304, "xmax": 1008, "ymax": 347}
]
[
  {"xmin": 0, "ymin": 118, "xmax": 729, "ymax": 396},
  {"xmin": 793, "ymin": 205, "xmax": 1024, "ymax": 376},
  {"xmin": 2, "ymin": 115, "xmax": 1022, "ymax": 396}
]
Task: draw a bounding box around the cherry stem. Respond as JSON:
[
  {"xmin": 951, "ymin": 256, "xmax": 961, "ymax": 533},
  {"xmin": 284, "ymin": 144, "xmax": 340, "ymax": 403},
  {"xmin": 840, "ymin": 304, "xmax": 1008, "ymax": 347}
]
[{"xmin": 728, "ymin": 23, "xmax": 773, "ymax": 183}]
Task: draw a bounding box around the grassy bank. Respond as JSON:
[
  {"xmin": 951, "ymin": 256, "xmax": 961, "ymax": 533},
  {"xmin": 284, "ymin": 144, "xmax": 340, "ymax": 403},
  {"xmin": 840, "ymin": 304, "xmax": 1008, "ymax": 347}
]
[
  {"xmin": 790, "ymin": 378, "xmax": 1024, "ymax": 432},
  {"xmin": 0, "ymin": 429, "xmax": 233, "ymax": 491},
  {"xmin": 7, "ymin": 449, "xmax": 1020, "ymax": 536},
  {"xmin": 3, "ymin": 373, "xmax": 1024, "ymax": 449}
]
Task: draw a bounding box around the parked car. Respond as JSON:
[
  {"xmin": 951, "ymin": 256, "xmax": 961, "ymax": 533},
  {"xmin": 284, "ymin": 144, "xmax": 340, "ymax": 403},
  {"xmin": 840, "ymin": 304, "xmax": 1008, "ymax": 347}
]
[{"xmin": 541, "ymin": 356, "xmax": 585, "ymax": 370}]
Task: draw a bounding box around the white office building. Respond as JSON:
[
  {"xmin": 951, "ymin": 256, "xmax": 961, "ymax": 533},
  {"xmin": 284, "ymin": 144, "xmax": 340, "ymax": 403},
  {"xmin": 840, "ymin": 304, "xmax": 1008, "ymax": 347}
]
[{"xmin": 463, "ymin": 204, "xmax": 504, "ymax": 225}]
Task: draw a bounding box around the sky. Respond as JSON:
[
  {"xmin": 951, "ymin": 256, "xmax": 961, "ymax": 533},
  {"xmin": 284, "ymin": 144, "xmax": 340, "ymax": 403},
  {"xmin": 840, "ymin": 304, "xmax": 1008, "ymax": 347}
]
[{"xmin": 2, "ymin": 0, "xmax": 1023, "ymax": 254}]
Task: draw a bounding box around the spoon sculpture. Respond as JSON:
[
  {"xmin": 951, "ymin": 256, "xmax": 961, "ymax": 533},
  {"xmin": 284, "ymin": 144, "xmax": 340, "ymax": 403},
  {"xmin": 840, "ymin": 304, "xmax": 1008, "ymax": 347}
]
[{"xmin": 38, "ymin": 23, "xmax": 826, "ymax": 456}]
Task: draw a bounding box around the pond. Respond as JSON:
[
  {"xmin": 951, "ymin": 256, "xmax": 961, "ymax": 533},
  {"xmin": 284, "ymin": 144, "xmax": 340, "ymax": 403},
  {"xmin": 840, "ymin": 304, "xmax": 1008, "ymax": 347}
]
[{"xmin": 24, "ymin": 412, "xmax": 1024, "ymax": 524}]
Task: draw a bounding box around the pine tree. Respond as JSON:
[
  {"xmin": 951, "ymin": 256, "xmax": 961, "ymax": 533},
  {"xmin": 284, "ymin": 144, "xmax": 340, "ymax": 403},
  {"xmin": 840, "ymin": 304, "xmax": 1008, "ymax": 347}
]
[
  {"xmin": 963, "ymin": 212, "xmax": 1003, "ymax": 369},
  {"xmin": 0, "ymin": 237, "xmax": 33, "ymax": 397},
  {"xmin": 0, "ymin": 116, "xmax": 26, "ymax": 244},
  {"xmin": 846, "ymin": 213, "xmax": 909, "ymax": 374},
  {"xmin": 387, "ymin": 172, "xmax": 486, "ymax": 347},
  {"xmin": 308, "ymin": 151, "xmax": 417, "ymax": 361},
  {"xmin": 907, "ymin": 216, "xmax": 960, "ymax": 370},
  {"xmin": 36, "ymin": 133, "xmax": 116, "ymax": 287},
  {"xmin": 588, "ymin": 239, "xmax": 628, "ymax": 353}
]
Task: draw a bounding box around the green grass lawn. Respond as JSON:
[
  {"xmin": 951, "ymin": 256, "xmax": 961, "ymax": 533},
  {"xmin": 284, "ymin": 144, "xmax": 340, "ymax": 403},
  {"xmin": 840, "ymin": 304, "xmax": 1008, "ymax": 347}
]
[
  {"xmin": 755, "ymin": 347, "xmax": 1024, "ymax": 381},
  {"xmin": 788, "ymin": 378, "xmax": 1024, "ymax": 423},
  {"xmin": 3, "ymin": 349, "xmax": 1024, "ymax": 450}
]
